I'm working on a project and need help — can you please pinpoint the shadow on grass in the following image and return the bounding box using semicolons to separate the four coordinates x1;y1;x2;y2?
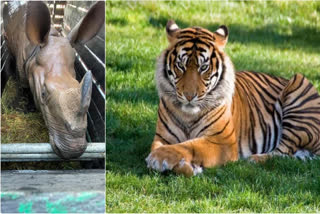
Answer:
107;17;128;26
106;51;157;73
231;53;320;82
106;137;153;176
106;53;136;73
107;87;158;105
148;16;320;54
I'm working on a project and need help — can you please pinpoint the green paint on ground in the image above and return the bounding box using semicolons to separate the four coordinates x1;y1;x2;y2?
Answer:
2;192;105;213
75;192;96;202
1;192;22;200
46;201;68;214
18;202;33;213
45;193;97;213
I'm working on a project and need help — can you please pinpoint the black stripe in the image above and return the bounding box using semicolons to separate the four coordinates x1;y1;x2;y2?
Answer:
279;139;295;154
215;56;219;70
176;38;212;49
209;120;230;137
287;83;313;108
284;114;320;124
207;52;225;93
196;106;226;136
161;98;188;138
222;124;234;139
281;133;298;147
238;110;244;157
283;121;314;144
179;29;214;40
263;125;271;153
198;29;214;38
282;127;302;146
179;29;197;34
284;75;305;100
209;71;219;80
177;35;194;39
156;133;173;145
245;72;277;101
284;92;320;114
251;121;257;154
190;108;214;128
163;50;169;79
275;146;287;154
261;73;285;92
271;102;283;152
158;109;181;143
197;47;207;52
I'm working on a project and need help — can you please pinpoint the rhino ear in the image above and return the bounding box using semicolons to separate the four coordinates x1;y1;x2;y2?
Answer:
80;71;93;113
68;1;105;46
166;20;180;43
26;1;51;46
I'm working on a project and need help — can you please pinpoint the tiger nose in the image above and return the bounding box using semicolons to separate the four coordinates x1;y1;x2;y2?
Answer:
184;92;196;101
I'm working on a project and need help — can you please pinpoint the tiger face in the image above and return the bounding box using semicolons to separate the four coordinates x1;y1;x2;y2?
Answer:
156;20;235;114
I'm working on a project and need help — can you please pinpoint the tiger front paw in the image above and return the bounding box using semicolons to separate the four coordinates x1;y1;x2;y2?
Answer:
145;146;202;177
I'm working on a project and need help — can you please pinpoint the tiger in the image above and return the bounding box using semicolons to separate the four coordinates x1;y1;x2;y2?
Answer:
145;20;320;177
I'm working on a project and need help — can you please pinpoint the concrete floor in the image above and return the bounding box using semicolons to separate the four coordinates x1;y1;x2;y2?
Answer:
1;169;105;213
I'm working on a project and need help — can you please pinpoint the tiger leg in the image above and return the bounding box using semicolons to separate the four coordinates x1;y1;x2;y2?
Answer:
146;136;238;177
251;74;320;162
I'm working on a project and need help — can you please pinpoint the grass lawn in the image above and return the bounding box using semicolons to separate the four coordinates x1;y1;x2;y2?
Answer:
106;1;320;212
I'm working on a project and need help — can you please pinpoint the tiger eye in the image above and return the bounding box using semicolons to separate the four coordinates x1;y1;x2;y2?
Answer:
177;62;184;70
200;64;209;72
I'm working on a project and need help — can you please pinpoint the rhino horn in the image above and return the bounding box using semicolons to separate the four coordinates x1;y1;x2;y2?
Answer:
80;71;93;113
26;1;51;46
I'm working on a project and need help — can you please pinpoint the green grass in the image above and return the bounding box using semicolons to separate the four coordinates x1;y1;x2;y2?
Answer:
1;77;49;143
106;1;320;212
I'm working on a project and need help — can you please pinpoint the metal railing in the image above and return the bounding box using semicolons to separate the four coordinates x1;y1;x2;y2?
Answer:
1;143;105;162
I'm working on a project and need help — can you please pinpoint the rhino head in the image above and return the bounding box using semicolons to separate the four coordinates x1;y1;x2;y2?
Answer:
25;1;104;159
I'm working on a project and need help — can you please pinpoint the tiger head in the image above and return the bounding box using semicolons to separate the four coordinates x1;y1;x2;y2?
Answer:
156;20;235;114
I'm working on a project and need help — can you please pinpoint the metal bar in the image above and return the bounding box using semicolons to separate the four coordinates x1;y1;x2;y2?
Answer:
1;46;8;57
1;157;104;162
1;39;6;49
95;35;104;43
1;143;105;154
75;52;106;99
1;153;104;160
1;53;9;72
87;111;98;141
89;98;104;129
84;44;105;68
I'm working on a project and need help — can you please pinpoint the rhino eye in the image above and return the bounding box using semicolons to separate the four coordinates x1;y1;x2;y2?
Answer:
41;89;47;100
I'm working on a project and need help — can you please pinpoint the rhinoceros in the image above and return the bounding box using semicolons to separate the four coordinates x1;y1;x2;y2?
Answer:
2;1;105;159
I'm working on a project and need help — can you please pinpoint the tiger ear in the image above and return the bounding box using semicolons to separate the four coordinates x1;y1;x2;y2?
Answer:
213;25;229;50
166;20;180;43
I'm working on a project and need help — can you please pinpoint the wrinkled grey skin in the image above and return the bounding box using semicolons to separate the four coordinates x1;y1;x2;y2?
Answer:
3;1;105;159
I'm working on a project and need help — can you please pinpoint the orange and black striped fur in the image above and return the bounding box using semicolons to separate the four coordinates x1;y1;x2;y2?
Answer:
146;20;320;176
